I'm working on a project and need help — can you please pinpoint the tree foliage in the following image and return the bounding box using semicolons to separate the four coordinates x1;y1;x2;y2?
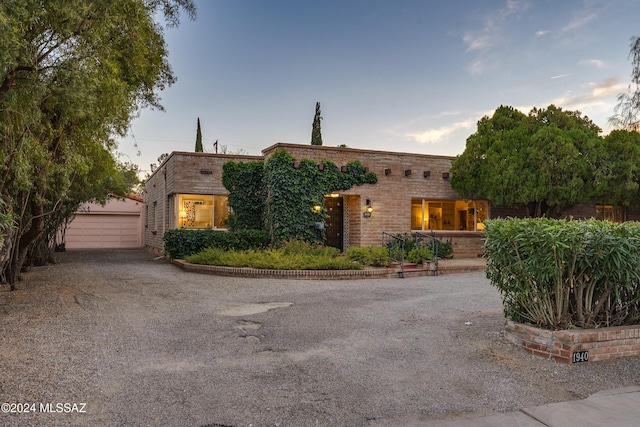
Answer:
598;130;640;208
451;105;610;217
311;102;323;146
0;0;195;287
611;36;640;130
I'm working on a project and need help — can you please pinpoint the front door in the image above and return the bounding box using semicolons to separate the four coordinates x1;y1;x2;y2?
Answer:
325;197;344;251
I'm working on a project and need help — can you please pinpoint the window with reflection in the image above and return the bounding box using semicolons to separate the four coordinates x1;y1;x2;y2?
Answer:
177;194;228;229
411;199;488;231
595;204;624;223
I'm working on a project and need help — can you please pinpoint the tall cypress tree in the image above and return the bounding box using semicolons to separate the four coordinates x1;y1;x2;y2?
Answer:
311;102;323;146
195;117;203;152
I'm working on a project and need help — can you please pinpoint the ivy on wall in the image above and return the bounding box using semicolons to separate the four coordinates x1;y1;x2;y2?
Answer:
223;149;377;246
222;161;265;230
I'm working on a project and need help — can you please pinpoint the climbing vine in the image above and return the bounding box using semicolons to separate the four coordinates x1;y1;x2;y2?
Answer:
223;149;377;246
222;161;265;230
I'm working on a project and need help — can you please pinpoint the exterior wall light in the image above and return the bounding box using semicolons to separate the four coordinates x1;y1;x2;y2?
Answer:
364;199;373;218
312;204;322;213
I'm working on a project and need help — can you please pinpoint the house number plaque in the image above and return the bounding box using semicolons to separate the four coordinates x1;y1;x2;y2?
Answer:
572;350;589;363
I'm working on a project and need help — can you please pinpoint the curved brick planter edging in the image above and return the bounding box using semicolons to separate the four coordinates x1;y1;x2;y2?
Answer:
504;320;640;364
172;259;395;280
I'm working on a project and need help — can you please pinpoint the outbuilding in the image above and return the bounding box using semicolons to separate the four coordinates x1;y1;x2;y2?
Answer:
64;195;144;249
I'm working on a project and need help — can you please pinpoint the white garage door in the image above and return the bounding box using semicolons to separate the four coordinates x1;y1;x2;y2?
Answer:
65;214;142;249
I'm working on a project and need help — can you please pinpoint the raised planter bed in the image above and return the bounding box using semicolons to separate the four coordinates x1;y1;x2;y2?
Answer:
504;320;640;364
173;259;394;279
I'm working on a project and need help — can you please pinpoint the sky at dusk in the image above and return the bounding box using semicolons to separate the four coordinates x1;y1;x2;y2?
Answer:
117;0;640;174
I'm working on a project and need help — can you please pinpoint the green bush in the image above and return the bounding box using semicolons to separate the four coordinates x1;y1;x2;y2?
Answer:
384;232;452;261
278;238;340;258
436;239;454;259
185;247;362;270
406;246;434;264
163;228;268;259
345;246;389;267
484;218;640;329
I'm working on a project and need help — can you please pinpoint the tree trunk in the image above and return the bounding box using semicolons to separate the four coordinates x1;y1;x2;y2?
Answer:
7;201;45;290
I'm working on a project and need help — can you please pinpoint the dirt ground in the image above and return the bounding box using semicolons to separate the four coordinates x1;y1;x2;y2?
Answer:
0;249;638;427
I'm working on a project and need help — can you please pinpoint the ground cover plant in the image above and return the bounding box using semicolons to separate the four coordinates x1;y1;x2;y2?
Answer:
185;239;366;270
484;218;640;329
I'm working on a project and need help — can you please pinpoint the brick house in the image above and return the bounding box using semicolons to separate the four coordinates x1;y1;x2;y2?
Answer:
144;143;640;257
144;143;489;257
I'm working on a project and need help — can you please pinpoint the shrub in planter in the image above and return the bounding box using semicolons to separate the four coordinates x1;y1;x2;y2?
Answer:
436;238;454;259
484;218;640;330
384;232;452;261
406;246;434;264
345;246;389;267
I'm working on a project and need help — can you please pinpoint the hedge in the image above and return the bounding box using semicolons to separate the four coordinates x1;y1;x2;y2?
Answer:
484;218;640;330
163;228;268;259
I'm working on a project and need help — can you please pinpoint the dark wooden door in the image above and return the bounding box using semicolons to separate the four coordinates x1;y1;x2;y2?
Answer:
325;197;344;251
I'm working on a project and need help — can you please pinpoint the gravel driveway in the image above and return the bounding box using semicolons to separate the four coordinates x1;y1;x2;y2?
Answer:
1;249;638;426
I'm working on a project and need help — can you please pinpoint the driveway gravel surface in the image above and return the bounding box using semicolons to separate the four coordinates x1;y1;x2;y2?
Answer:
0;249;638;426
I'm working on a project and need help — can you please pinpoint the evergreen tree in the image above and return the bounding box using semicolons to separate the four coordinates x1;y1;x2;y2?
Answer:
311;102;323;146
195;117;203;152
450;105;605;218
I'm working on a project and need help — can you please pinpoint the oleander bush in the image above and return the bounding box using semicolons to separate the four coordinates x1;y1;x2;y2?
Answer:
484;218;640;329
163;228;268;259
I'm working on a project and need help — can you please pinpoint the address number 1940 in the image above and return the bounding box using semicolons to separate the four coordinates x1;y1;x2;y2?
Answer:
572;350;589;363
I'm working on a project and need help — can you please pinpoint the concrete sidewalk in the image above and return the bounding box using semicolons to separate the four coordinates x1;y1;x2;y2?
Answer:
421;386;640;427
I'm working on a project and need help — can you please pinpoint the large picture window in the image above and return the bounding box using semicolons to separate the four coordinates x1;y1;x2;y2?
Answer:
411;199;488;231
177;194;228;229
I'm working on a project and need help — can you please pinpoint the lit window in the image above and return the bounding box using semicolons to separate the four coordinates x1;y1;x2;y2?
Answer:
411;199;488;231
177;194;228;229
595;204;625;223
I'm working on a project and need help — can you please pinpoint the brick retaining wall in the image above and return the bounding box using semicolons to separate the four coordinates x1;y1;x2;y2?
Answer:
504;320;640;363
173;260;394;279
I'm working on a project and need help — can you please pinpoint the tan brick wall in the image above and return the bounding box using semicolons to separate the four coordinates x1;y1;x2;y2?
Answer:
263;143;464;248
144;152;262;253
505;320;640;363
145;146;485;254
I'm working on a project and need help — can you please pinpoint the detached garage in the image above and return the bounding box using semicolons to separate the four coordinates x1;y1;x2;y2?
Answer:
64;195;144;249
